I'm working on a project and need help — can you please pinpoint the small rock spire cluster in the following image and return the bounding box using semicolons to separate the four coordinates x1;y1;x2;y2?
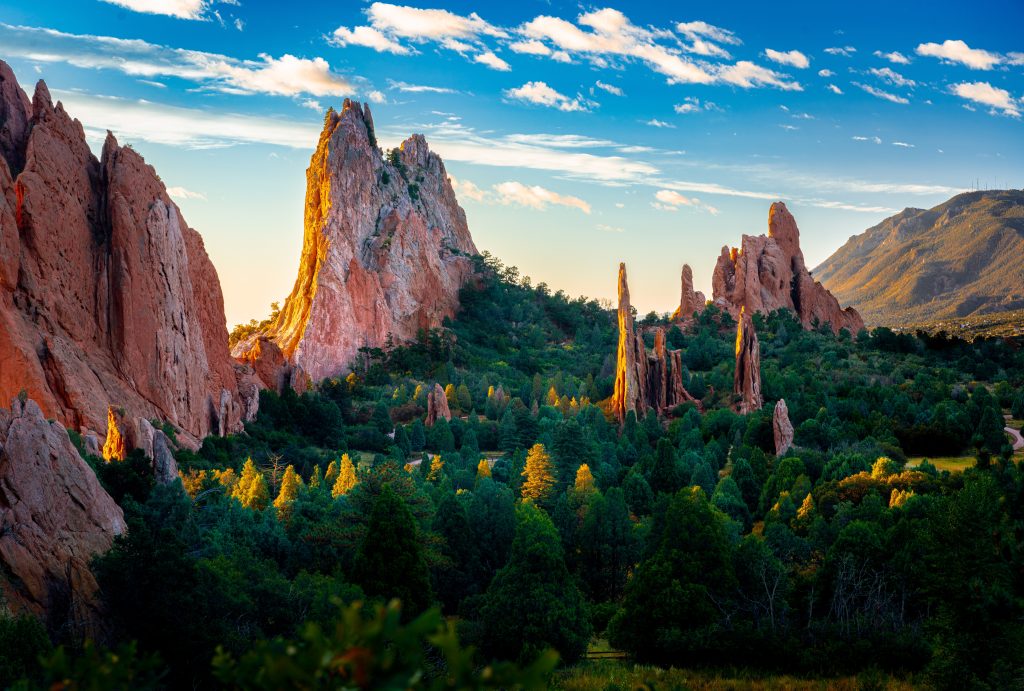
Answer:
612;263;702;424
426;382;452;426
671;263;706;321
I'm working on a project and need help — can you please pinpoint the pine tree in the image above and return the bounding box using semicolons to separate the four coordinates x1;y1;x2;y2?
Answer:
456;383;473;412
499;409;519;453
233;458;269;510
351;485;433;618
394;425;411;456
521;443;555;504
409;419;426;451
331;454;358;498
477;458;492;479
273;465;302;517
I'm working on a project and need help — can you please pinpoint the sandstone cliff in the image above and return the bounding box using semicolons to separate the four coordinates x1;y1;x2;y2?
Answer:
712;202;864;335
0;397;125;638
0;61;254;449
734;308;763;415
236;100;477;386
612;263;701;423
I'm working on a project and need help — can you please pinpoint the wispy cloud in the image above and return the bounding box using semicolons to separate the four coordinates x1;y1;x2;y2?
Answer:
387;80;458;94
645;119;675;128
99;0;209;20
166;185;207;199
764;48;809;69
827;84;843;94
0;23;358;98
494;181;591;213
852;136;882;144
595;80;624;96
873;50;910;64
504;81;593;112
854;82;909;104
653;189;718;214
824;46;856;57
868;67;916;88
674;96;719;113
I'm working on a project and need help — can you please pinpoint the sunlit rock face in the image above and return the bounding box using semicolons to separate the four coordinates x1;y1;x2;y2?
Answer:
245;99;478;385
0;61;249;449
712;202;864;335
672;263;706;321
0;397;125;638
774;398;794;456
426;382;452;427
612;263;701;424
734;308;763;415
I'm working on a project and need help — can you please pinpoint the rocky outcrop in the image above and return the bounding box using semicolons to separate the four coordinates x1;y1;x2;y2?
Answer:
0;397;125;638
672;264;706;321
0;61;253;450
773;398;794;456
712;202;864;335
612;263;701;423
425;383;451;427
734;309;763;415
240;100;478;385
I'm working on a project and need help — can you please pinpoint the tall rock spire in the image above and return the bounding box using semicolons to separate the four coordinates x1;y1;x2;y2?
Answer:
734;308;763;414
672;263;706;321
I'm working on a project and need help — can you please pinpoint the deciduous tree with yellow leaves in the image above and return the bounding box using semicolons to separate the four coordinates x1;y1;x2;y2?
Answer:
233;458;269;510
521;443;555;504
332;454;358;498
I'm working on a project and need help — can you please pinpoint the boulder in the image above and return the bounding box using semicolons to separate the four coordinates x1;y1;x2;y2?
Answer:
0;397;125;638
425;383;452;427
774;398;794;456
712;202;864;335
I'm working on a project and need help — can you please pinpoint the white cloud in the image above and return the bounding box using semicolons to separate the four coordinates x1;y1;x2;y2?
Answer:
673;96;720;113
502;133;616;148
675;20;741;46
504;81;591;112
493;181;591;213
818;69;834;77
509;39;552;55
363;2;506;43
233;17;244;31
779;124;798;131
764;48;809;69
367;90;386;104
595;80;623;96
1009;52;1024;65
448;176;487;202
892;141;915;148
950;81;1020;117
331;25;411;54
827;84;843;94
852;136;882;144
824;46;856;57
388;80;457;94
474;50;510;71
874;50;910;64
916;39;1001;70
645;119;675;128
716;61;802;91
166;185;206;199
654;189;717;214
51;90;321;149
301;99;322;112
597;223;624;232
868;67;916;88
99;0;208;20
0;24;357;98
854;82;909;104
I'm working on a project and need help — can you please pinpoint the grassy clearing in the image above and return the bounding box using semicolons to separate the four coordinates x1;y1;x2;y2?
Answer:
552;660;915;690
906;455;977;473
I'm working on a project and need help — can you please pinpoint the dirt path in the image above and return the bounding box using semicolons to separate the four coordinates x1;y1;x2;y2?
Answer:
1005;415;1024;451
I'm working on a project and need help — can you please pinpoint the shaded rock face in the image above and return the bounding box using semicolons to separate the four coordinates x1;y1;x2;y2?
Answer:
672;264;706;321
774;398;794;456
248;100;477;385
425;383;451;427
734;309;763;415
712;202;864;335
612;263;701;424
0;62;251;449
0;397;125;638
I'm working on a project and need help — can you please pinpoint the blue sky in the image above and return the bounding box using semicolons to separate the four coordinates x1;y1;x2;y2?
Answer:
0;0;1021;326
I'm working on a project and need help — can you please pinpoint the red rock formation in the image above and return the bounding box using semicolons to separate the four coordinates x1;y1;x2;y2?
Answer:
101;407;126;462
773;398;794;456
672;264;706;321
0;397;125;637
712;202;864;335
425;383;452;427
0;62;252;449
734;308;763;415
243;100;477;385
612;264;702;423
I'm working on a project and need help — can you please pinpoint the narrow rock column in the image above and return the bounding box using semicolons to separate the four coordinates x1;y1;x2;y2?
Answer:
774;398;794;456
734;308;763;414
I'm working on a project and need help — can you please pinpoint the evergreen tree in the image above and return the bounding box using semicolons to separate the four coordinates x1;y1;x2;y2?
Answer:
578;487;639;601
351;485;433;617
731;458;760;512
711;476;752;531
480;503;591;664
394;425;411;456
273;465;302;517
650;438;682;495
331;454;358;498
553;418;592;490
499;409;518;453
521;443;555;504
409;419;426;452
431;494;481;613
233;458;269;510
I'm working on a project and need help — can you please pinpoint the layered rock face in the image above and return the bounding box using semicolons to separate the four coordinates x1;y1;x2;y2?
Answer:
734;309;763;415
425;382;452;427
237;99;477;385
671;264;706;321
712;202;864;335
0;61;252;449
773;398;794;456
612;264;701;423
0;397;125;637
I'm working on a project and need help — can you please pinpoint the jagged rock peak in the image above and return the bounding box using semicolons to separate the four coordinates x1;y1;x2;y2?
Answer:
712;202;864;335
774;398;794;456
238;100;477;384
734;308;763;415
0;61;254;449
672;263;706;321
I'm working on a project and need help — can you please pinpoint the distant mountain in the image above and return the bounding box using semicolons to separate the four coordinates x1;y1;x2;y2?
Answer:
814;190;1024;326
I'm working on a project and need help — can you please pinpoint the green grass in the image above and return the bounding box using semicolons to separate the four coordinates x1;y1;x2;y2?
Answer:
906;456;978;473
552;660;915;690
